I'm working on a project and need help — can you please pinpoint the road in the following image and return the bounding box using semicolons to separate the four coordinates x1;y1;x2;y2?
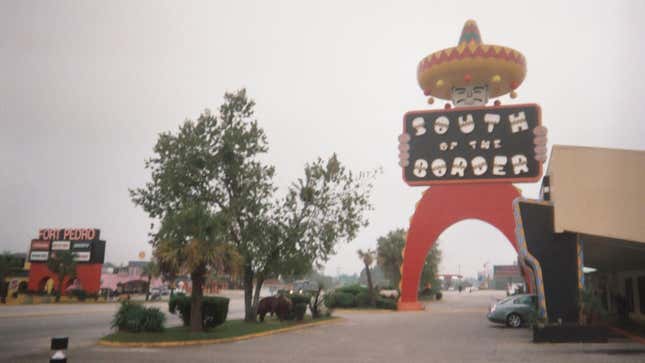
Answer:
3;290;645;362
0;290;246;362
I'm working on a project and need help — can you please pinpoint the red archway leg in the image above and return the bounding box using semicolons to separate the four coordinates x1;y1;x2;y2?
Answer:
398;183;521;311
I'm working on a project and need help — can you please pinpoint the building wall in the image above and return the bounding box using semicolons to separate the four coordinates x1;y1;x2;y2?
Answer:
493;265;523;290
547;145;645;243
492;275;524;290
28;263;102;293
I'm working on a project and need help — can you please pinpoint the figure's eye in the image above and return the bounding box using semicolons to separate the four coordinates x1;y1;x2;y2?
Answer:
455;88;466;95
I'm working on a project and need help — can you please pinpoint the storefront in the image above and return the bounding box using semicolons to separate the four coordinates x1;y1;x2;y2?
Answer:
515;145;645;329
27;228;106;294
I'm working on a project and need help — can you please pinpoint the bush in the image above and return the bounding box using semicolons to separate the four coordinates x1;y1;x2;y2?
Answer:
355;291;371;307
202;297;229;328
112;301;165;332
142;307;165;331
69;289;87;301
375;297;397;310
168;295;229;329
333;292;356;308
336;284;368;295
288;293;310;305
323;292;336;309
294;303;307;321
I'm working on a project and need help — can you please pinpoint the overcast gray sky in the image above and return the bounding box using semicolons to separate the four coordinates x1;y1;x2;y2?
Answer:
2;1;644;278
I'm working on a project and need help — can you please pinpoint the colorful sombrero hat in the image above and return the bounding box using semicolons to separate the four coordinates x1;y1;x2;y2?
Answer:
417;20;526;102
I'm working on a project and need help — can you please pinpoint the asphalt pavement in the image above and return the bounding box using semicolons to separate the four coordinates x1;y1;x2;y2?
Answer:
3;290;644;363
0;291;245;361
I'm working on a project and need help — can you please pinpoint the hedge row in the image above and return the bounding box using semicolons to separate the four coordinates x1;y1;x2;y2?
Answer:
168;294;229;329
324;285;397;310
112;301;165;332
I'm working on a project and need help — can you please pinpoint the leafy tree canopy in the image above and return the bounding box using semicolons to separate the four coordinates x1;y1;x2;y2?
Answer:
376;228;441;290
131;89;377;322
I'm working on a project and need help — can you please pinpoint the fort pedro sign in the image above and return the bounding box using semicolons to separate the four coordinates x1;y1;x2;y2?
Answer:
29;228;105;263
38;228;100;241
402;104;542;185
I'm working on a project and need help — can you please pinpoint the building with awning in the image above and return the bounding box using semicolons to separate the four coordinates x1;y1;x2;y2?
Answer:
515;145;645;329
100;261;163;294
546;145;645;323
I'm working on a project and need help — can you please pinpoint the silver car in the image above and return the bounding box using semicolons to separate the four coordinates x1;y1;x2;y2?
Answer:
487;294;536;328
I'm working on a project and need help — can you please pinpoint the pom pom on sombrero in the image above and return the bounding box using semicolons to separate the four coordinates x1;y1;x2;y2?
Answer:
417;20;526;100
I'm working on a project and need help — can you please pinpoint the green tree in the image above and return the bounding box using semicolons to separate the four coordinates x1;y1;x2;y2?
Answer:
47;250;77;302
0;252;23;303
132;89;375;325
376;229;442;292
130;106;241;331
239;155;376;321
150;212;241;331
420;244;442;292
357;249;376;305
140;260;160;301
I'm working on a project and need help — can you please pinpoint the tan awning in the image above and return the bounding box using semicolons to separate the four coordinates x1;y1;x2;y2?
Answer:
547;145;645;244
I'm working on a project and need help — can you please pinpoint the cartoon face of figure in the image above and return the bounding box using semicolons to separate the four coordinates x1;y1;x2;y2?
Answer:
451;84;489;106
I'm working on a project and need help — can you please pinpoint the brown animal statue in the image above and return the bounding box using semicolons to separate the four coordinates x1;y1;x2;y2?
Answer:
257;296;293;322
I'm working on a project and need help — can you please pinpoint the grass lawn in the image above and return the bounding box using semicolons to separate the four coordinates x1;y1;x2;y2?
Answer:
101;316;336;343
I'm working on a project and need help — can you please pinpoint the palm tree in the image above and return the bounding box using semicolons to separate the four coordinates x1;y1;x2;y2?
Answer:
47;250;76;302
154;237;242;331
357;249;376;306
141;260;160;301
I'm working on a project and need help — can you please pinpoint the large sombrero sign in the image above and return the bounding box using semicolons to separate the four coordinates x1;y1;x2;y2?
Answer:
403;103;541;185
401;19;543;186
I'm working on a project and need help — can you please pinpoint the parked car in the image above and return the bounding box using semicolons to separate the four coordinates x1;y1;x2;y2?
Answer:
506;282;525;296
487;293;536;328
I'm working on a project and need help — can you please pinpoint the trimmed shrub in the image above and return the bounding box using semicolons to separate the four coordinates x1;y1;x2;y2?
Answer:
323;292;336;309
112;301;165;332
294;303;307;321
336;284;368;295
140;307;165;332
168;295;229;329
355;291;371;307
375;297;397;310
202;297;229;328
334;292;356;308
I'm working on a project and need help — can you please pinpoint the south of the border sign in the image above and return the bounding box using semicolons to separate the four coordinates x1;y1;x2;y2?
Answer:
402;104;542;185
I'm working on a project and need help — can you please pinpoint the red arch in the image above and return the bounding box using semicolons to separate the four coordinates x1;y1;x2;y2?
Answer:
398;183;521;310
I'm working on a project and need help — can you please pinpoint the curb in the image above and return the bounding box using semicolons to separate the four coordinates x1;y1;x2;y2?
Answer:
334;309;396;314
97;317;344;348
609;326;645;345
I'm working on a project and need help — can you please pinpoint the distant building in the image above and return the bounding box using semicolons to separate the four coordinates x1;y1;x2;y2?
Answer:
100;260;162;294
492;265;523;290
